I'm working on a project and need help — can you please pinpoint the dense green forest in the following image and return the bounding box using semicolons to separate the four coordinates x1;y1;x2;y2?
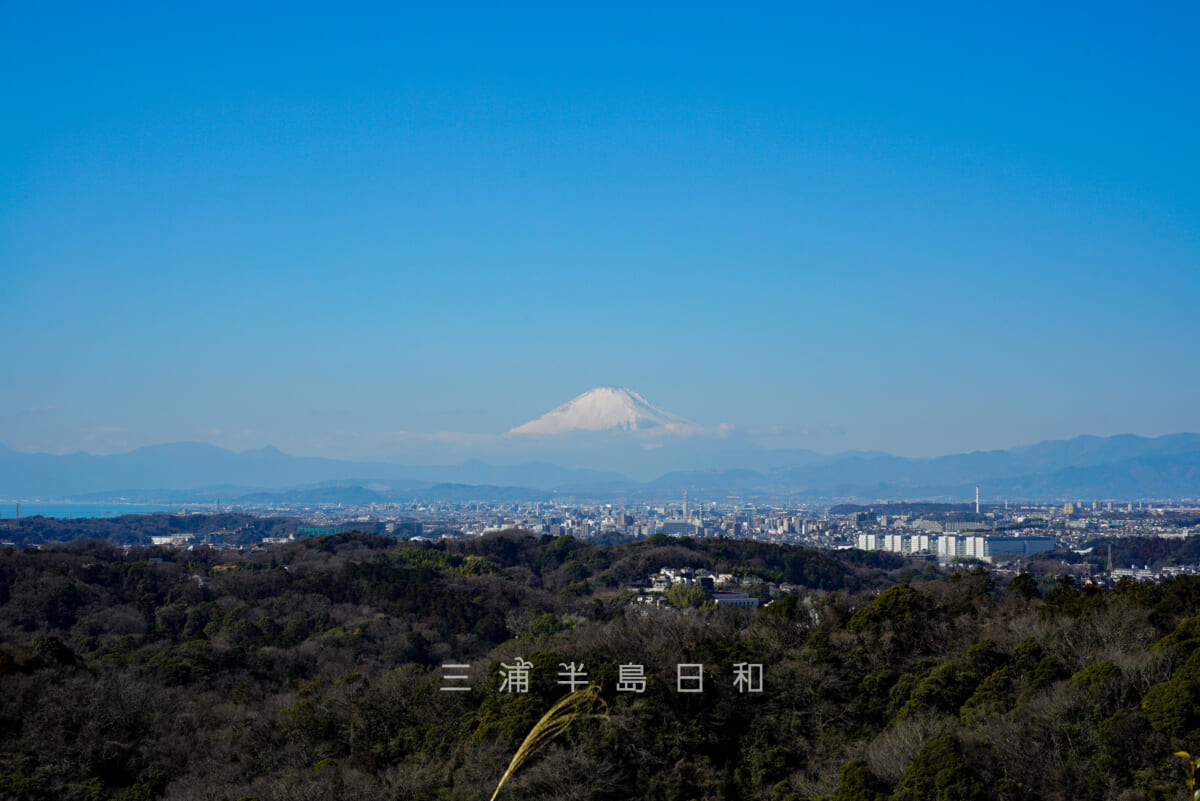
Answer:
1;531;1199;800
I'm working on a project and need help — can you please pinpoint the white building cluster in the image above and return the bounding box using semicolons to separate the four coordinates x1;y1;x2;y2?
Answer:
857;532;1057;563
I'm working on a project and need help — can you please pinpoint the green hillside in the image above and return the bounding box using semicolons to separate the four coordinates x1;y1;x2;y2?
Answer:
1;532;1198;800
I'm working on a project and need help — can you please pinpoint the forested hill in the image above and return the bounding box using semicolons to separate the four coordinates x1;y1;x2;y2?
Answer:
2;532;1200;801
2;513;301;547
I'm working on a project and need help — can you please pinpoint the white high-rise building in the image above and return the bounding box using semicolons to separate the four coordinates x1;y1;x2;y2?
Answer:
964;536;987;559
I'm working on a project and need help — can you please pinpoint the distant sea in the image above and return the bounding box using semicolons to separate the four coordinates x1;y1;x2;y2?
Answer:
0;503;192;520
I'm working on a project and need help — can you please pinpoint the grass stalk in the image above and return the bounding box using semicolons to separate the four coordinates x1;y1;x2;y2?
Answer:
488;685;607;801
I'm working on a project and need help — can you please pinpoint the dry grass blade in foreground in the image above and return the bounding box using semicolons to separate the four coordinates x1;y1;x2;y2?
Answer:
488;685;608;801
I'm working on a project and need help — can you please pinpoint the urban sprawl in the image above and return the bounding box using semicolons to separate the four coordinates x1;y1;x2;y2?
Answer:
135;493;1200;591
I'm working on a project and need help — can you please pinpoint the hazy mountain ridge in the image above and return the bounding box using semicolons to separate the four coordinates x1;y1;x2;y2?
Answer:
4;433;1200;502
0;442;627;498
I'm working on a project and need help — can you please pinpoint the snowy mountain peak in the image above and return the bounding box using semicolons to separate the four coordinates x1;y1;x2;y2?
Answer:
509;387;696;436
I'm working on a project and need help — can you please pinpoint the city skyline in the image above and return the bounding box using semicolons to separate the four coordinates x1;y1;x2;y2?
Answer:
3;2;1198;461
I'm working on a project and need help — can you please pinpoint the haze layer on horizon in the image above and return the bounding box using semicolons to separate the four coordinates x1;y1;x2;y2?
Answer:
2;2;1198;461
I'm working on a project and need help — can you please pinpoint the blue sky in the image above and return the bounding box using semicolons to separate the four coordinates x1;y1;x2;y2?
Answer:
2;1;1198;460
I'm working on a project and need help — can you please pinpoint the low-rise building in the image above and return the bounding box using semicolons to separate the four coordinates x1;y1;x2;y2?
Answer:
712;592;759;608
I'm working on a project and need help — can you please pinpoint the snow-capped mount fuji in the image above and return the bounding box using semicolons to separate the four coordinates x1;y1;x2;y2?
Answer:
508;387;698;437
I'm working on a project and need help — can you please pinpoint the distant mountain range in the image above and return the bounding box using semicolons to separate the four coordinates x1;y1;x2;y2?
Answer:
643;442;1200;502
3;432;1200;504
0;440;624;498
